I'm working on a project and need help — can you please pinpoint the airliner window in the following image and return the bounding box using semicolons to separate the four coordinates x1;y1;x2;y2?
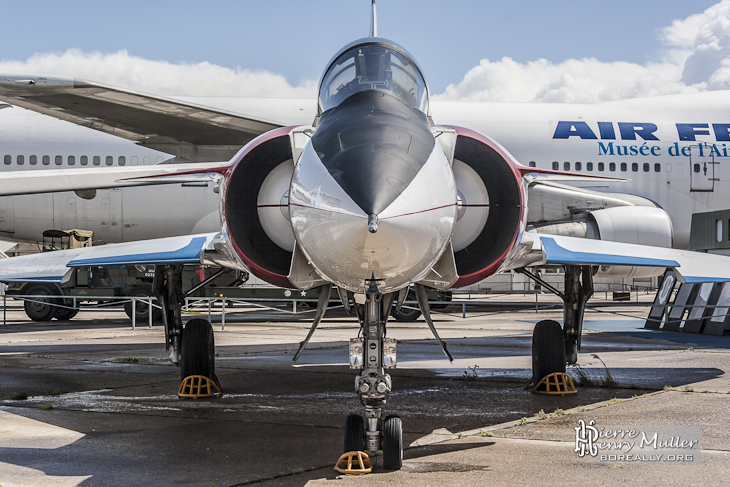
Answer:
609;162;616;171
643;163;649;172
552;161;559;170
319;44;429;114
598;162;605;171
655;163;661;172
81;156;88;166
55;155;62;165
587;162;593;171
118;156;126;166
17;155;24;165
106;156;113;166
3;155;10;165
620;163;627;171
575;162;582;171
632;163;638;172
42;155;50;165
30;155;37;165
68;156;75;166
93;156;100;166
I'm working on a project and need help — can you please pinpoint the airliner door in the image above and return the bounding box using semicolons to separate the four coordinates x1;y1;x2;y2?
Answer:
689;144;718;192
53;189;123;244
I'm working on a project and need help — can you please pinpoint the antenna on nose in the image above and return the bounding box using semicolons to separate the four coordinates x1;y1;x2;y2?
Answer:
369;0;378;37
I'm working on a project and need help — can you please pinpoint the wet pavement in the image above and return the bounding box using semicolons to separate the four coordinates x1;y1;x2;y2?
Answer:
0;297;728;486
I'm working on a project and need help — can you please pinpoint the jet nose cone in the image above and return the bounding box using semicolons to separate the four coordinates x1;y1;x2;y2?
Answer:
311;91;436;216
368;214;379;234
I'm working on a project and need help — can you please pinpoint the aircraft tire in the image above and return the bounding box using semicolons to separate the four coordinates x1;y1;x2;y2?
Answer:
23;284;60;322
344;414;365;452
180;319;215;380
532;319;566;381
382;415;403;470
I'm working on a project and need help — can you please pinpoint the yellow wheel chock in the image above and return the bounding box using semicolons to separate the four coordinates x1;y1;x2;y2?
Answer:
334;451;372;475
531;372;577;395
178;374;223;399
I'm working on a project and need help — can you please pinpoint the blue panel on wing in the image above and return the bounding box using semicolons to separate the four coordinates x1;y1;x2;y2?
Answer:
67;236;207;267
541;237;679;268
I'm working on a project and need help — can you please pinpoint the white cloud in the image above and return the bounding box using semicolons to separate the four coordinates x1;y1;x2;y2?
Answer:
0;49;316;98
436;0;730;102
2;2;730;103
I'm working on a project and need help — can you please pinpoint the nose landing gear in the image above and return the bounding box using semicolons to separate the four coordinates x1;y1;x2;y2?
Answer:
344;290;403;470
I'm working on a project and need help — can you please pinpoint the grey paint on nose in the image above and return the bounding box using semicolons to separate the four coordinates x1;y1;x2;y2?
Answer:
311;90;435;215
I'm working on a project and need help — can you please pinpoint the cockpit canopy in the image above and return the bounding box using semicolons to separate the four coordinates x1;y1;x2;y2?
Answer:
318;40;429;116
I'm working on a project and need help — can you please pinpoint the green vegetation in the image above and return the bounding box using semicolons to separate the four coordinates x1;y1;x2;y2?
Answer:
7;391;28;400
40;403;53;410
461;365;480;380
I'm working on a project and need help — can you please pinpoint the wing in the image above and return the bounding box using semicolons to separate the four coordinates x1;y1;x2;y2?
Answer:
510;233;730;283
0;162;226;197
0;75;283;161
0;233;225;283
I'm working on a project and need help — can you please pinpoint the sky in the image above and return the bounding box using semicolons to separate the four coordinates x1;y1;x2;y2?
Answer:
1;0;729;103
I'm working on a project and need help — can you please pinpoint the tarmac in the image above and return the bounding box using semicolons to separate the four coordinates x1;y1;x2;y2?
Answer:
0;294;728;486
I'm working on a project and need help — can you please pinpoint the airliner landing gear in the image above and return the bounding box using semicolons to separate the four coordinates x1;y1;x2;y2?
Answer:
153;265;216;386
345;287;403;470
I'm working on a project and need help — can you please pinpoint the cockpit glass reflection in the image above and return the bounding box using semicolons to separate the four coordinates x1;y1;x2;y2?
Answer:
319;44;429;115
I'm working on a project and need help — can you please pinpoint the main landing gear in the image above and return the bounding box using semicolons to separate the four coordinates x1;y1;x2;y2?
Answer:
520;265;594;384
154;265;217;395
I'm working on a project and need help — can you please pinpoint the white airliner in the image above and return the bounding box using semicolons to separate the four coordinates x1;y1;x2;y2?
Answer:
0;86;727;250
0;2;729;469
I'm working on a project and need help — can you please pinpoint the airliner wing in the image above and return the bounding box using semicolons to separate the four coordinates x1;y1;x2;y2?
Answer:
0;233;222;283
0;162;226;197
0;75;282;160
512;233;730;283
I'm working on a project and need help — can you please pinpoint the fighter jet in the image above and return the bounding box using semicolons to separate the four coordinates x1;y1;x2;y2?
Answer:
1;1;729;469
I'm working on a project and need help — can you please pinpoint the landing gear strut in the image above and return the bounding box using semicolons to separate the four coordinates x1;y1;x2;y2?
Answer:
519;265;594;380
345;286;403;470
153;265;216;382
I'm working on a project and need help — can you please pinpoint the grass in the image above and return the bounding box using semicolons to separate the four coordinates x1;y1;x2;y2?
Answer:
537;409;549;420
40;402;53;410
461;365;480;380
112;357;157;365
517;417;528;426
7;391;28;400
113;357;140;364
664;385;677;391
683;385;694;392
480;430;494;437
570;354;619;388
